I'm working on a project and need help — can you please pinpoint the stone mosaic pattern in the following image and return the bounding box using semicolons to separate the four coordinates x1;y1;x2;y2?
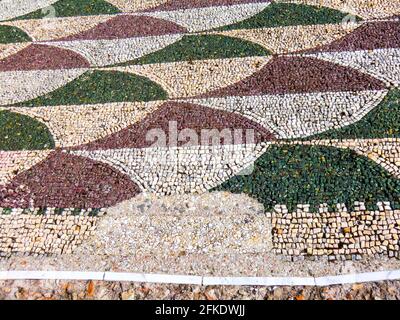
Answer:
271;203;400;260
1;0;400;261
0;208;101;257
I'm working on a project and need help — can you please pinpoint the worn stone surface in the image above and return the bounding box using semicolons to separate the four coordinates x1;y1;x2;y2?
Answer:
1;0;400;278
0;208;100;257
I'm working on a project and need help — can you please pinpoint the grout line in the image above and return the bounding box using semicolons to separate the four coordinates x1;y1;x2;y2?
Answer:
1;269;400;286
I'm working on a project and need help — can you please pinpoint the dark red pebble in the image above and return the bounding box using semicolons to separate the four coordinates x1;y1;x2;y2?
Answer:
198;56;386;98
0;44;90;71
56;15;187;41
70;101;275;151
309;20;400;52
0;151;141;208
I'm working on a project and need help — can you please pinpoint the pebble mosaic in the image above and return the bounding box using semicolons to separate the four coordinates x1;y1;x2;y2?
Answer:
0;208;101;257
1;0;400;262
271;203;400;260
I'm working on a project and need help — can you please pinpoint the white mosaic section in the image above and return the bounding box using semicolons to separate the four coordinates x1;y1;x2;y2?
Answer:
111;56;272;98
305;49;400;87
211;22;360;54
189;90;388;139
72;143;270;195
277;0;400;19
106;0;168;12
46;34;184;67
2;15;112;41
140;2;271;32
0;0;58;21
0;68;88;106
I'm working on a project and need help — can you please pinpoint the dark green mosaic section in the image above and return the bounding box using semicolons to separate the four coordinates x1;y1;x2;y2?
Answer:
216;3;357;31
14;70;168;107
0;111;54;150
0;25;31;43
213;145;400;212
310;89;400;140
13;0;121;20
117;34;271;66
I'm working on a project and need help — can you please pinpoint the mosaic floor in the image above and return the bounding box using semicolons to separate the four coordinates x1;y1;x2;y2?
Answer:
1;0;400;266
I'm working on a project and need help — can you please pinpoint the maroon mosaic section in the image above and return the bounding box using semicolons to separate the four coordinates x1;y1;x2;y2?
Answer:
143;0;269;12
57;15;187;41
198;56;386;98
0;44;90;71
70;101;275;150
309;21;400;52
0;152;141;208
